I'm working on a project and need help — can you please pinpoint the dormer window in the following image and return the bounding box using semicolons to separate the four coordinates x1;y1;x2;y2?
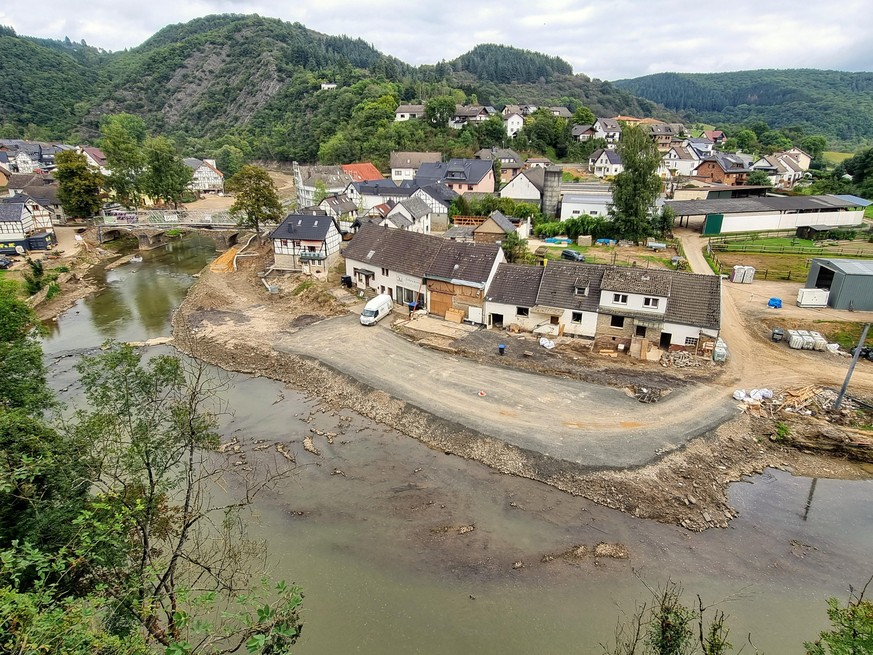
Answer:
643;297;660;308
574;284;588;296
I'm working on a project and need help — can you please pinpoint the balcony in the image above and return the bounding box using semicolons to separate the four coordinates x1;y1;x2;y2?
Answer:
299;251;326;261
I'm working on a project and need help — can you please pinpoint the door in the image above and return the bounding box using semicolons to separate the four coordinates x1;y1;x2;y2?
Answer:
659;332;672;349
702;213;723;235
429;291;453;317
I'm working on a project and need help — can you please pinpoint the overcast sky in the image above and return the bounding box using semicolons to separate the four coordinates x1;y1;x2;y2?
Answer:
3;0;872;80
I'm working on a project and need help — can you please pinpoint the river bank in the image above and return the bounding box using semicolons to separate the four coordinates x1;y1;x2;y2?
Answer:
170;252;871;531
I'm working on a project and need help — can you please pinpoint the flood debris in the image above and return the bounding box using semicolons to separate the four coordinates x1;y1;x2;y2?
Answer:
217;437;239;453
303;435;321;456
431;524;476;535
275;443;295;462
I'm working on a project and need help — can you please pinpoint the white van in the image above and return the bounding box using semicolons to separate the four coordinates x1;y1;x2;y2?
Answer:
360;294;394;326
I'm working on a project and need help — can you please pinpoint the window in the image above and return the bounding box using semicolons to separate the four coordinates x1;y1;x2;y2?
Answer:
516;307;530;317
381;268;389;276
610;315;625;328
613;294;628;305
467;185;474;190
571;311;583;324
643;297;660;309
550;316;559;325
635;325;647;337
685;337;699;347
572;210;580;215
590;210;598;215
574;285;587;296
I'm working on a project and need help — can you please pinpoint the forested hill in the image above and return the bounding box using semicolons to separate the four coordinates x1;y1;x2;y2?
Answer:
0;14;659;163
614;69;873;147
450;44;573;83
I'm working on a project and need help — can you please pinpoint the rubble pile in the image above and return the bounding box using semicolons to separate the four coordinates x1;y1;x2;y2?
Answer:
735;385;863;418
659;351;703;368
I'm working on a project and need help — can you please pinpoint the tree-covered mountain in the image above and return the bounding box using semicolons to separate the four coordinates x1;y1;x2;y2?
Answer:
449;44;573;83
614;69;873;148
0;14;667;163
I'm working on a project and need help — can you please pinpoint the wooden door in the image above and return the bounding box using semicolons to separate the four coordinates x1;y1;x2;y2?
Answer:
429;291;454;317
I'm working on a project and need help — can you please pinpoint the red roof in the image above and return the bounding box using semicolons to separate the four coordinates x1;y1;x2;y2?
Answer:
703;130;724;140
83;147;108;166
342;162;383;182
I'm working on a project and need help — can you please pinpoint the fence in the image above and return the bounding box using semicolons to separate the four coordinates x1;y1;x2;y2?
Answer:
706;249;804;281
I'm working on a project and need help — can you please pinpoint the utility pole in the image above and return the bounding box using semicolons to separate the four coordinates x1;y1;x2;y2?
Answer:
834;322;870;410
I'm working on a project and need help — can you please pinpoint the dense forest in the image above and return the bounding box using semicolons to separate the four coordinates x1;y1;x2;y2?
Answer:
0;14;661;165
615;70;873;148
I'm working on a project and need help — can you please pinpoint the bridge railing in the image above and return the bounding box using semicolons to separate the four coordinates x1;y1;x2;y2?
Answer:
97;210;240;228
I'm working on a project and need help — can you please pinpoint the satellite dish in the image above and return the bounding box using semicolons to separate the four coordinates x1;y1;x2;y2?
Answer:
15;246;25;255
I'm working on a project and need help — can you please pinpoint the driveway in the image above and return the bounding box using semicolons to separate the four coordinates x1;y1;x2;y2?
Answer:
274;315;738;468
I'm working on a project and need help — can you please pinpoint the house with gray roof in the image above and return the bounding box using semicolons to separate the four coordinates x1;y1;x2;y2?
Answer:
383;197;435;234
270;213;343;278
390;151;442;182
293;163;353;207
594;118;622;148
499;168;545;204
485;262;721;355
342;223;503;320
475;147;523;183
415;159;495;195
395;104;425;121
589;148;623;177
183;158;224;193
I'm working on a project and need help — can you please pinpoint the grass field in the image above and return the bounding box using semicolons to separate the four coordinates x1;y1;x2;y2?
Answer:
823;151;854;165
711;252;813;281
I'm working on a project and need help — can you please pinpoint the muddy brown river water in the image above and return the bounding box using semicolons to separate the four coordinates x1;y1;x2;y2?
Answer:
42;235;873;653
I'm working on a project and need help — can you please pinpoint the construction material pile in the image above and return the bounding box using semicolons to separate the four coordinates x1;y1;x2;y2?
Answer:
659;351;703;368
735;385;860;418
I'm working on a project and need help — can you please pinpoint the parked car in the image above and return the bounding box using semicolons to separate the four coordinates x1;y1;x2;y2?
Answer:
360;294;394;326
0;257;12;270
560;249;585;262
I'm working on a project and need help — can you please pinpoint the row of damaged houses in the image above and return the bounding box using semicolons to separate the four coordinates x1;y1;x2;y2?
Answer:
340;224;721;355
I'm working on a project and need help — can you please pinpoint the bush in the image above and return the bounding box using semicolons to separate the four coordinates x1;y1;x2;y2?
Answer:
533;222;564;238
45;282;61;300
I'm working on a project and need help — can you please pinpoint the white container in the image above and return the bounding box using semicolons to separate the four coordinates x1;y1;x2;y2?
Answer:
799;331;815;350
796;287;829;308
742;266;756;283
788;329;803;350
809;331;828;351
730;265;745;283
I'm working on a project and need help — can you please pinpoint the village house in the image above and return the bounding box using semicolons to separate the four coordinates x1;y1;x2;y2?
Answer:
571;124;596;142
499;167;545;204
381;197;435;234
449;105;492;129
389;152;442;182
342;223;503;321
293;163;353;208
560;192;613;219
7;173;66;223
341;163;384;183
475;147;523;183
751;154;804;188
395;104;425;121
471;211;518;243
484;262;721;357
410;184;456;230
320;82;337;90
79;147;111;175
589;149;624;177
443;211;530;242
318;194;358;231
661;144;702;179
784;147;812;171
645;123;680;151
593;118;622;148
504;112;524;137
693;152;750;186
0;196;55;252
416;159;495;195
548;107;573;119
184;158;225;194
270;213;342;278
502;104;538;117
344;179;416;213
525;157;551;169
702;130;726;145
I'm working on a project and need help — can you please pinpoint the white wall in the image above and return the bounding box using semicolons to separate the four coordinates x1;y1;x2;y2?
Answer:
391;167;415;181
499;175;540;202
560;198;611;220
345;258;427;302
598;290;668;316
662;322;706;346
484;302;597;336
717;209;864;233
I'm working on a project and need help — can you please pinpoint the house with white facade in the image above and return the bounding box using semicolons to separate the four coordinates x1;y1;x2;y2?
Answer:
395;104;425;121
504;112;524;137
342;223;503;320
589;149;623;177
560;193;613;219
184;158;225;193
593;118;622;148
499;168;545;204
293;163;353;208
572;124;596;142
382;197;434;234
318;194;358;231
661;145;702;178
344;179;416;213
389;152;442;182
484;262;721;356
270;213;342;278
79;147;111;176
0;196;55;252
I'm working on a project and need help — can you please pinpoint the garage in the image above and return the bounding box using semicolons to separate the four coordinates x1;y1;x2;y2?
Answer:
805;258;873;311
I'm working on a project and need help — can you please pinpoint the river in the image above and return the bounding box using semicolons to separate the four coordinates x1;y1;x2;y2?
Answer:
42;235;873;653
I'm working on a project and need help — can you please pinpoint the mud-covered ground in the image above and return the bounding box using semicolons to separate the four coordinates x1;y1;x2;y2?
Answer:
171;254;871;531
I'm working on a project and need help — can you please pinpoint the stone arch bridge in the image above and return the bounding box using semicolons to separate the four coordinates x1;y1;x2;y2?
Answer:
96;209;248;250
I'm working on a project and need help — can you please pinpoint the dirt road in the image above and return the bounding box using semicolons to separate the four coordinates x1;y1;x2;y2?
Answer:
678;230;873;393
274;315;738;468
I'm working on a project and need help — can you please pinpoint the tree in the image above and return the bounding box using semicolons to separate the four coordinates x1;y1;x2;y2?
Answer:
67;343;303;653
572;105;596;126
0;280;52;414
227;165;283;238
499;231;528;263
734;129;757;153
746;170;773;187
610;125;662;244
141;136;192;207
655;205;675;238
212;144;246;179
805;577;873;655
312;179;329;204
477;115;507;147
54;150;103;218
100;113;147;207
801;135;828;161
424;96;456;128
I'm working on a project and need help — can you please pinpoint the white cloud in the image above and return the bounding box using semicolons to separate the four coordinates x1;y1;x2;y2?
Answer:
1;0;871;79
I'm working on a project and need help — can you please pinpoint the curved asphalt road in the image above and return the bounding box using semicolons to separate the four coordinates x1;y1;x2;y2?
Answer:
274;315;738;469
